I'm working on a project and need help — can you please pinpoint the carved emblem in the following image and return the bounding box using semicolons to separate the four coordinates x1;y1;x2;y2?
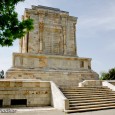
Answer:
24;91;29;95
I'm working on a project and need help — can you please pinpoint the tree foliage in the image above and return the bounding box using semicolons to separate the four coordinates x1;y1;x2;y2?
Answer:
100;68;115;80
0;0;33;46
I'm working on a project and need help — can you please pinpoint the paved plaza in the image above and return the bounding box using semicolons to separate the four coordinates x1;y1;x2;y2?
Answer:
0;107;115;115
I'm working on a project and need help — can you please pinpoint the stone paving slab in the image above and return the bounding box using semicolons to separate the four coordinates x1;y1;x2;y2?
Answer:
70;109;115;115
0;107;115;115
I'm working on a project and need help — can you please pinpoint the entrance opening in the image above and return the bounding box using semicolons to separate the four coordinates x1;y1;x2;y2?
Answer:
11;99;27;106
0;100;3;107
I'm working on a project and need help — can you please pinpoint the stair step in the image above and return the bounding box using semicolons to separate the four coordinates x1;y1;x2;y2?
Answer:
63;92;115;95
62;90;111;92
68;97;115;101
70;98;115;103
65;106;115;113
61;87;108;90
61;86;107;89
62;90;115;93
66;95;115;98
70;100;115;106
64;93;115;96
61;86;115;113
61;88;111;91
63;90;112;93
69;103;115;109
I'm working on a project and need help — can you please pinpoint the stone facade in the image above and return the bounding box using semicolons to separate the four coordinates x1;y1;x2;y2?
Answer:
0;80;51;107
20;5;77;56
6;5;99;86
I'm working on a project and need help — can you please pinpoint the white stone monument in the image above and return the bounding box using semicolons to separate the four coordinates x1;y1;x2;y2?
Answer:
6;5;98;86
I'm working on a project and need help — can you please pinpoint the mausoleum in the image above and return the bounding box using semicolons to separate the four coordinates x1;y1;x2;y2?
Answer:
0;5;115;113
6;5;98;86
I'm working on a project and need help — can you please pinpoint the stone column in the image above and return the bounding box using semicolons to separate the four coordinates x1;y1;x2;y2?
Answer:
61;15;68;55
63;26;67;55
73;22;77;56
38;11;45;53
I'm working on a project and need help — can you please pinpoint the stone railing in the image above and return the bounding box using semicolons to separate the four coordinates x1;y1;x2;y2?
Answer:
107;80;115;86
103;81;115;91
50;81;69;110
79;80;102;87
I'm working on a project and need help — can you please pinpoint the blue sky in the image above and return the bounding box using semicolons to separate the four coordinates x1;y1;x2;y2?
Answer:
0;0;115;75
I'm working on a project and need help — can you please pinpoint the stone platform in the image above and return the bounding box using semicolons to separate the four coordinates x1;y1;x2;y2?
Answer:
6;53;98;86
6;69;98;87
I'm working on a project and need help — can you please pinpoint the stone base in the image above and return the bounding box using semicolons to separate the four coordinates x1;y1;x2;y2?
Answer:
6;53;99;86
12;53;92;70
6;69;98;86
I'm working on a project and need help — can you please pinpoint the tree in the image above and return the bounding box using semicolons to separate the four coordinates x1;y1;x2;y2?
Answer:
100;68;115;80
0;0;33;46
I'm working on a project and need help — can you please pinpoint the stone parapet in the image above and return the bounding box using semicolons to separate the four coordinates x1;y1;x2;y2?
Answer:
103;81;115;91
51;81;69;110
79;80;102;87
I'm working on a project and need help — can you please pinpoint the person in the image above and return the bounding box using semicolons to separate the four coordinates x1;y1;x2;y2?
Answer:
0;70;4;78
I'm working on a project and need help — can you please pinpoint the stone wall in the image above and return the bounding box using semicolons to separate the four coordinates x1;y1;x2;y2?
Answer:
6;70;98;87
20;5;77;56
0;80;51;107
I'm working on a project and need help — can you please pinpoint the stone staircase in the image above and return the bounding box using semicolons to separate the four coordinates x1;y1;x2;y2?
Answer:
60;87;115;113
